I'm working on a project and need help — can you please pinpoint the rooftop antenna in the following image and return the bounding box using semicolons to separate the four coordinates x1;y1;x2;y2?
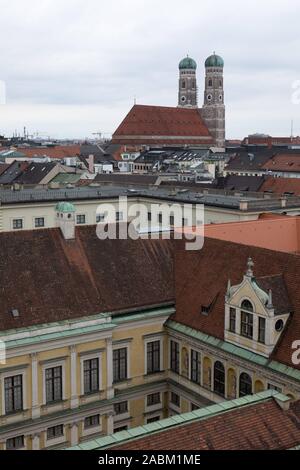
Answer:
134;95;136;105
291;119;294;138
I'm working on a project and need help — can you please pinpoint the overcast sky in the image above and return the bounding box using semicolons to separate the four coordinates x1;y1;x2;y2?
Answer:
0;0;300;140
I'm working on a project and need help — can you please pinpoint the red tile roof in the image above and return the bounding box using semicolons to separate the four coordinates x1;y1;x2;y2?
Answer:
16;145;81;160
173;237;300;369
260;176;300;195
114;398;300;450
112;105;214;145
263;154;300;172
0;226;174;330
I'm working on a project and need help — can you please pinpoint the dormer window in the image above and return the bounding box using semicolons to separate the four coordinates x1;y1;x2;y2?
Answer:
225;258;291;358
240;300;254;339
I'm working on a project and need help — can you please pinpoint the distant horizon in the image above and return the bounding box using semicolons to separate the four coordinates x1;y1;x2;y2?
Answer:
0;0;300;139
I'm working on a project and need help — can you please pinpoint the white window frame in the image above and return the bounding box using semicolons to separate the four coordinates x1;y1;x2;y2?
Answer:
113;400;130;423
42;360;66;406
80;351;103;396
112;342;131;382
45;423;66;448
76;213;87;225
33;215;46;229
11;217;24;231
82;414;102;438
145;391;162;413
5;434;26;450
0;368;27;416
144;335;164;375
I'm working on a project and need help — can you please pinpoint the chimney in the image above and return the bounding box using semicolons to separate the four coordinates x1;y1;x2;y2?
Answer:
88;154;95;173
55;202;76;240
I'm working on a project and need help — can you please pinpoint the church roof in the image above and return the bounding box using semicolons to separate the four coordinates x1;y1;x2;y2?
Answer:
112;105;213;146
205;53;224;67
179;56;197;70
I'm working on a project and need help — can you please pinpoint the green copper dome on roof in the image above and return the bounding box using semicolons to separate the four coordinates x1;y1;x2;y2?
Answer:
55;201;75;213
179;56;197;70
205;53;224;68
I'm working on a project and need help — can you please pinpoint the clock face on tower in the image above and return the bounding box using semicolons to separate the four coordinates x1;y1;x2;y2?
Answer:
219;94;223;101
207;94;212;102
181;96;186;103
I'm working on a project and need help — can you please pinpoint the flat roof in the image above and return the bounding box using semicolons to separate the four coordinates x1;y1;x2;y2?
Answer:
0;186;299;212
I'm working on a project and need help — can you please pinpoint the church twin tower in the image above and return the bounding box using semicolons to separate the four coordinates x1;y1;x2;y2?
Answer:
178;53;225;148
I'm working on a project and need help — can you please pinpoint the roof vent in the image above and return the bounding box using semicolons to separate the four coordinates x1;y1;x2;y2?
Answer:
11;308;20;318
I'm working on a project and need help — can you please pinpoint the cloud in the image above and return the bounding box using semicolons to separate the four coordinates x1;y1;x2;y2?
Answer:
0;0;300;138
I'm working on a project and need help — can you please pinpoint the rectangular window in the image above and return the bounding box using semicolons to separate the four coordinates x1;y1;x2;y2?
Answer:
170;215;175;226
12;219;23;230
191;350;201;384
241;311;253;339
114;401;128;415
147;416;160;424
84;414;100;429
83;358;99;394
113;348;128;383
4;375;23;414
116;211;123;222
147;393;161;407
147;212;152;221
35;217;45;228
96;214;105;223
258;317;266;344
170;340;180;374
170;392;180;408
158;213;163;224
114;425;128;433
47;424;64;440
76;214;86;225
45;366;63;403
229;308;236;333
6;435;24;450
147;340;160;374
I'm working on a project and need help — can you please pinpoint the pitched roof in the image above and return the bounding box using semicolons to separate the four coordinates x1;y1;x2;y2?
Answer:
114;398;300;450
14;162;56;184
16;145;81;160
225;150;274;172
260;176;300;196
0;226;174;331
173;237;300;369
112;105;214;145
218;175;265;192
0;161;29;185
263;154;300;172
73;392;300;450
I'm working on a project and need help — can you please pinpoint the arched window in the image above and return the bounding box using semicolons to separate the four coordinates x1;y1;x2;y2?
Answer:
214;361;225;396
241;300;253;312
239;373;252;397
208;79;212;87
241;300;254;338
182;80;186;89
